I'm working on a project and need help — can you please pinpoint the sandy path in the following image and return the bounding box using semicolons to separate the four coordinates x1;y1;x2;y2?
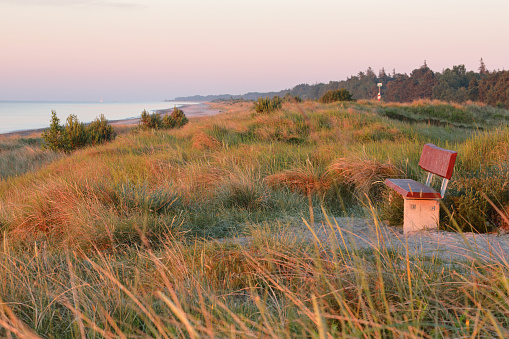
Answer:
310;218;509;263
220;217;509;264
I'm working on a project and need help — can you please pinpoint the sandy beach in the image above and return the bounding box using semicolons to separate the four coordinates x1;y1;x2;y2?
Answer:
108;102;221;127
0;103;221;138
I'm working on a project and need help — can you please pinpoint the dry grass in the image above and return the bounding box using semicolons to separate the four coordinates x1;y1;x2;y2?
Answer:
191;132;221;151
327;156;404;199
265;169;331;195
2;177;116;249
2;215;509;337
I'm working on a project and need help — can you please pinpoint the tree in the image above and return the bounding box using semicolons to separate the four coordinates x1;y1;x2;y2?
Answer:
409;63;436;100
432;65;470;102
42;110;66;151
480;71;509;108
479;58;488;75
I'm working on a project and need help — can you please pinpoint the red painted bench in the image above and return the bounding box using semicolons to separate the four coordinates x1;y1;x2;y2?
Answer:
385;143;458;233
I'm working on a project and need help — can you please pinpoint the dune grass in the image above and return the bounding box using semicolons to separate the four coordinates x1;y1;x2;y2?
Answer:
0;99;509;336
1;215;509;337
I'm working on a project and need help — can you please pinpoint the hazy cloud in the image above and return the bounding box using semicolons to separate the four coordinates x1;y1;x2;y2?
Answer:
0;0;146;9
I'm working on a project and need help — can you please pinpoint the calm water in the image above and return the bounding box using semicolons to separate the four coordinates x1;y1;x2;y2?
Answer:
0;101;198;134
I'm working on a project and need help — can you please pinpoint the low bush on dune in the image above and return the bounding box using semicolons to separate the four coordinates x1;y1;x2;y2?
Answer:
140;109;162;129
140;107;189;130
253;96;282;114
319;88;354;103
163;107;189;128
41;110;116;152
88;114;116;145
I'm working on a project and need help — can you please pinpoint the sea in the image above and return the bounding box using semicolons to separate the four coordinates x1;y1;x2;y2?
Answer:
0;101;198;134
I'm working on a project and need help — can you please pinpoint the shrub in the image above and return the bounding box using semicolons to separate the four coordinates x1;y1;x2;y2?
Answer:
41;110;66;151
162;107;189;128
140;107;189;130
42;111;116;152
88;114;116;145
320;89;354;103
140;109;162;129
253;96;282;114
64;114;88;150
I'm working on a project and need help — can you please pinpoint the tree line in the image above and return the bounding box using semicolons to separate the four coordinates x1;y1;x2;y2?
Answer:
174;59;509;108
287;59;508;108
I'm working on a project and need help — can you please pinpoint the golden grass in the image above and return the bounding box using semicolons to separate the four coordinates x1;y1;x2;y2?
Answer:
265;169;331;194
2;215;509;337
3;177;115;249
191;131;220;150
327;156;404;198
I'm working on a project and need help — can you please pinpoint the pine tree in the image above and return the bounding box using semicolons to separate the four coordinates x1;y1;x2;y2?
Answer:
42;110;66;151
479;58;487;75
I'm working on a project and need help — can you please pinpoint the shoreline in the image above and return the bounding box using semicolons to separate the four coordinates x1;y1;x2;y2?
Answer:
0;103;221;138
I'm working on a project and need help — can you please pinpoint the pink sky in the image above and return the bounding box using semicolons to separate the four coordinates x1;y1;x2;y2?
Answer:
1;0;508;101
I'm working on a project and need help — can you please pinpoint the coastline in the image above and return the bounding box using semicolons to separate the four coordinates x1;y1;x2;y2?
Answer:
0;103;221;138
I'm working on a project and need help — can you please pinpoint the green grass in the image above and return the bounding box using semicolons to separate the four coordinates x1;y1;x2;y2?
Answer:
1;99;509;336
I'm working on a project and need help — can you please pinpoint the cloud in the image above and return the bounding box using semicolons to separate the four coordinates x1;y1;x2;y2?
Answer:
0;0;146;9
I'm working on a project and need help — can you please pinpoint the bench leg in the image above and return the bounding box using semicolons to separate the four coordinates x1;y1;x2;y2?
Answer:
403;199;439;234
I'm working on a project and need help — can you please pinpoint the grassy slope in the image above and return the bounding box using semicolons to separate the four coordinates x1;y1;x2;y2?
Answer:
0;100;509;337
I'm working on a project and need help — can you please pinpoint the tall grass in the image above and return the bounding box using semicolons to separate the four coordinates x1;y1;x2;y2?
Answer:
1;100;509;336
0;136;63;180
3;101;509;243
1;213;509;337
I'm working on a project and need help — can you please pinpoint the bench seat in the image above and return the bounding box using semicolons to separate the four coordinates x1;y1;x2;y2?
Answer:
384;179;442;199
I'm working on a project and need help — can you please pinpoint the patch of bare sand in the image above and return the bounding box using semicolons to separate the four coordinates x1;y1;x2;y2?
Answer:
109;103;221;128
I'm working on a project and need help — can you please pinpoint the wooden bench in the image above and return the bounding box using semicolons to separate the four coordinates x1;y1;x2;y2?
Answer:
385;143;458;233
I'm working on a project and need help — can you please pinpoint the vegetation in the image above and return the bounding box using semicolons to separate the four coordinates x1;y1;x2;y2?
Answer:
1;100;509;336
41;110;116;152
177;59;509;108
140;107;189;129
253;96;283;114
283;93;302;103
0;135;63;180
319;88;354;103
88;114;116;145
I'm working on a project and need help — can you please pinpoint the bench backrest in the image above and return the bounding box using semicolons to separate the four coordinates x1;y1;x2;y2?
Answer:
418;143;457;179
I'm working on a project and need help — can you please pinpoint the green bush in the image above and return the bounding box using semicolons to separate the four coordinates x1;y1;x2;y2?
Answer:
64;114;88;150
162;107;189;128
42;111;116;152
88;114;116;145
140;107;189;130
140;109;162;129
41;110;66;151
319;89;354;103
253;96;283;114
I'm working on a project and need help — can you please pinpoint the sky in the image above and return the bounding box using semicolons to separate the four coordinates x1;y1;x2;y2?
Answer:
0;0;508;102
